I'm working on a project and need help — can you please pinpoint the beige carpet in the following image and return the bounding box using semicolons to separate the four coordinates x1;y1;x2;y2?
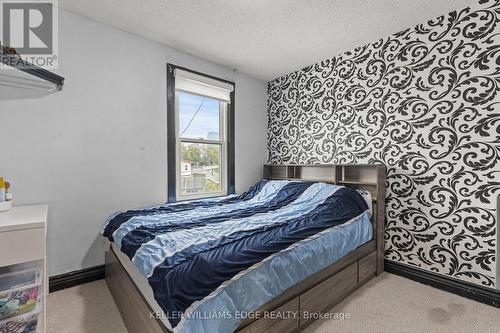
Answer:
47;273;500;333
46;278;127;333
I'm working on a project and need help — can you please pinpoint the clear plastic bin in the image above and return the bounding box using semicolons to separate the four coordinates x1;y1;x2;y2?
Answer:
0;287;41;320
0;269;41;291
0;269;42;321
0;310;39;333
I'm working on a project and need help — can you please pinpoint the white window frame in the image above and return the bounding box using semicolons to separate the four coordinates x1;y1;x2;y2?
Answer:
175;90;229;201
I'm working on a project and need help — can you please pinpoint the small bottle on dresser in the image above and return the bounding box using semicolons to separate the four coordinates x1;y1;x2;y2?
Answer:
0;177;5;202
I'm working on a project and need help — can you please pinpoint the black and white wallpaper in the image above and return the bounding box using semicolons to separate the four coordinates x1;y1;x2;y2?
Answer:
267;0;500;286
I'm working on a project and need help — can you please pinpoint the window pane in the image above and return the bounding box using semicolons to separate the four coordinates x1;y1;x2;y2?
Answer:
178;91;221;140
180;142;222;195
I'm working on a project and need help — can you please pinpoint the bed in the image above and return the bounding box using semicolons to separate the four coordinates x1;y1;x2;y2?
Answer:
102;164;385;333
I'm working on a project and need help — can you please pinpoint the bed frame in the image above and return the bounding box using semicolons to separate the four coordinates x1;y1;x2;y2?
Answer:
105;164;386;333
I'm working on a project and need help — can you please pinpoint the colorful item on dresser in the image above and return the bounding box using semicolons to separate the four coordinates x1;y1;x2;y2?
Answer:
0;178;5;202
0;177;12;212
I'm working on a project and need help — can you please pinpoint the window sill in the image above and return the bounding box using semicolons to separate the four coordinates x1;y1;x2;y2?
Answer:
176;192;228;202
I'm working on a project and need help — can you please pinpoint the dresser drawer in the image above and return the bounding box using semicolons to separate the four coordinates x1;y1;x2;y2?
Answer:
358;252;377;283
239;297;299;333
0;227;45;267
300;262;358;327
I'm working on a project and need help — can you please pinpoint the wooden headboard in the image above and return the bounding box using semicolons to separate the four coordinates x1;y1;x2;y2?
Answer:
263;164;386;274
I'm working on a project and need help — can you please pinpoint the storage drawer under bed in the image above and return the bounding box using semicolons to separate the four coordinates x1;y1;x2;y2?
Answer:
238;251;377;332
299;262;358;327
239;297;299;333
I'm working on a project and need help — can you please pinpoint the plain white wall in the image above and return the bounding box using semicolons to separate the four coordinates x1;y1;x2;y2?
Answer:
0;9;268;276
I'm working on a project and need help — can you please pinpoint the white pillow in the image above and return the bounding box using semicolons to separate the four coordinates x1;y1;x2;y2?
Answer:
357;189;373;215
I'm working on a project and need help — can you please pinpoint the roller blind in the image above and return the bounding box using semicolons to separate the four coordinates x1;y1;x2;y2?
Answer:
174;69;234;103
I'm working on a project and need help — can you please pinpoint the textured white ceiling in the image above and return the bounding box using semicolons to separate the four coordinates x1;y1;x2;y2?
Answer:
59;0;473;81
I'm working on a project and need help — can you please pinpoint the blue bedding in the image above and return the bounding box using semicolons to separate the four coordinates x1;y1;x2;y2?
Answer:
102;180;372;332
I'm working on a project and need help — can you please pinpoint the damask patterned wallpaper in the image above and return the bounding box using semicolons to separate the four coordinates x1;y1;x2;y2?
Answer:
267;0;500;286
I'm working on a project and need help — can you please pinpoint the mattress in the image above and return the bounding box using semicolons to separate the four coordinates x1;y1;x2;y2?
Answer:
102;180;373;332
104;239;167;326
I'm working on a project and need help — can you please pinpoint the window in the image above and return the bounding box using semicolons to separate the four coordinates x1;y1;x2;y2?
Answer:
167;64;235;201
178;92;226;196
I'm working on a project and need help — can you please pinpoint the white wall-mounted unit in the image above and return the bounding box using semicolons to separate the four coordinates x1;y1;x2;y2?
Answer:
0;48;64;99
0;69;60;92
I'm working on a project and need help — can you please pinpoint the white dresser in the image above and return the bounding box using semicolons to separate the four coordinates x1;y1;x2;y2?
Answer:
0;205;48;333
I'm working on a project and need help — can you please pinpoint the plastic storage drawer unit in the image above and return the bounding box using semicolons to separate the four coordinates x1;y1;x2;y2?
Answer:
0;268;42;333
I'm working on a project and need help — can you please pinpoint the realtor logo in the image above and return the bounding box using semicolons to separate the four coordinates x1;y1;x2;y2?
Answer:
0;0;58;68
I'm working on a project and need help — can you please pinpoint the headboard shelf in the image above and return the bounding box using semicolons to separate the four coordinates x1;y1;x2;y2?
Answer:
263;164;384;187
338;180;377;186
